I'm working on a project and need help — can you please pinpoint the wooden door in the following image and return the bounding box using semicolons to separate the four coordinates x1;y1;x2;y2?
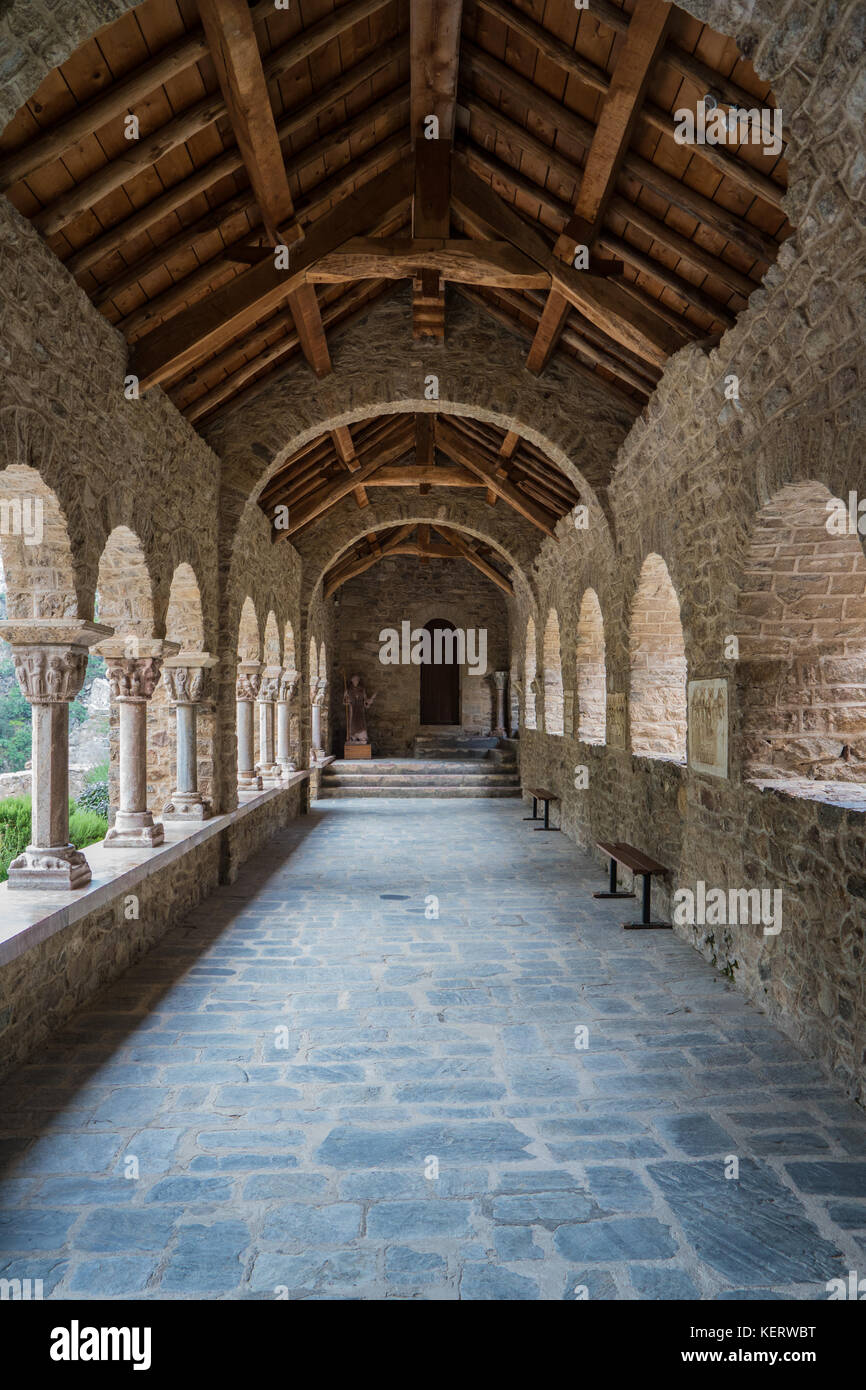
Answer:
420;619;460;724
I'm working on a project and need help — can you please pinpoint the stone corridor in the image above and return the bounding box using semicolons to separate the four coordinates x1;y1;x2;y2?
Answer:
1;799;865;1301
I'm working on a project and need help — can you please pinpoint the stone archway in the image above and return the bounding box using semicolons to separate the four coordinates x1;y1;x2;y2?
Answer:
576;588;606;745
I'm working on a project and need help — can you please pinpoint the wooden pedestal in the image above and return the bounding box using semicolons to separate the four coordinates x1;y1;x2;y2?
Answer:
344;743;371;759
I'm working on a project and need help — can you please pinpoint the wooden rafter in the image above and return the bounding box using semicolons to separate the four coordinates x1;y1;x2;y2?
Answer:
197;0;331;378
332;425;369;510
133;162;413;390
431;525;513;595
409;0;464;339
528;0;672;373
435;418;557;537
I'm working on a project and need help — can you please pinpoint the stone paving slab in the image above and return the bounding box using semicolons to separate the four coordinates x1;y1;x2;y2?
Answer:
1;798;865;1301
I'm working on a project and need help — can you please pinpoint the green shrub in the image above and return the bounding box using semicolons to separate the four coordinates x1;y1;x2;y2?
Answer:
0;794;32;882
77;779;109;819
85;761;110;784
70;807;108;848
0;794;106;882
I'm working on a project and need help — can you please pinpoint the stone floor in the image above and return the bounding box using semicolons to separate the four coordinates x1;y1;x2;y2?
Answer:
1;798;865;1301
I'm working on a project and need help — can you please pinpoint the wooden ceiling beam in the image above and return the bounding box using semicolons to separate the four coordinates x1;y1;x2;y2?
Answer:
410;0;463;336
455;144;761;305
528;0;671;373
434;419;557;536
416;412;435;494
432;525;514;595
451;162;682;367
332;425;369;509
81;58;408;288
197;0;331;377
181;279;393;423
469;0;786;209
0;0;276;191
459;55;780;264
307;236;550;287
282;429;417;539
135;162;413;390
454;282;643;415
33;0;396;239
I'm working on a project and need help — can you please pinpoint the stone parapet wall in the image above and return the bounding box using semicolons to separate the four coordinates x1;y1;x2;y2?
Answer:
0;783;306;1077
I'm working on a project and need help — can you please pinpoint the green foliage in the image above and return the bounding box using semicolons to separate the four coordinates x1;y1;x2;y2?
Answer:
0;793;107;882
77;779;109;819
0;794;32;881
0;656;32;773
85;761;110;784
69;807;109;848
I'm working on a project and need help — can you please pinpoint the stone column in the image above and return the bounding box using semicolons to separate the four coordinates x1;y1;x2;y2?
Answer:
237;662;263;790
493;670;508;737
512;679;522;736
257;667;281;787
310;676;327;765
276;669;299;777
0;619;112;889
98;638;180;848
162;653;218;821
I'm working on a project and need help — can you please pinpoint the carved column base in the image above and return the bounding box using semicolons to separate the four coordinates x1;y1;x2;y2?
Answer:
277;758;297;778
238;771;263;791
260;765;283;788
105;810;164;848
162;793;212;822
7;844;91;891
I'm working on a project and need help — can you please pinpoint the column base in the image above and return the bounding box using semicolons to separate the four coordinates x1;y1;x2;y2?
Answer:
277;760;297;778
162;795;212;822
260;764;283;787
7;844;91;891
238;772;263;790
105;811;164;848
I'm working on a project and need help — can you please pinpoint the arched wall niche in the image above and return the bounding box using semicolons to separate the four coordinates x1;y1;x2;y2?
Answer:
542;608;564;737
576;588;607;745
629;553;687;763
524;616;538;731
734;480;866;787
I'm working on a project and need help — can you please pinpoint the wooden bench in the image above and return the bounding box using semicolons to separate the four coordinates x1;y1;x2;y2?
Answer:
524;787;559;832
593;840;671;929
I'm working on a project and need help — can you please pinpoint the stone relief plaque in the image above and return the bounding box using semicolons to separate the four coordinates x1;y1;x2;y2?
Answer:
563;690;574;737
688;677;728;778
607;693;627;749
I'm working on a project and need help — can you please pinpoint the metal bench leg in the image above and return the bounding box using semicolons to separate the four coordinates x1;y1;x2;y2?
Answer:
533;797;559;831
622;873;671;930
523;795;540;822
593;855;635;899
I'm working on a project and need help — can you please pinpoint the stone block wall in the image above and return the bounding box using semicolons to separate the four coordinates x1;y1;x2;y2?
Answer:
328;556;510;754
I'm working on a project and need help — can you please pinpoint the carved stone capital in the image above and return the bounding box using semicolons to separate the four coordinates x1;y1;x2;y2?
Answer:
164;664;206;705
312;675;327;707
278;669;299;704
258;666;281;704
493;670;508;690
237;669;261;702
106;655;164;702
11;644;89;704
163;651;217;705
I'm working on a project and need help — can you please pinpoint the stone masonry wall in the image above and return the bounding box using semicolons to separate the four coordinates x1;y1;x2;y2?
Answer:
329;556;509;754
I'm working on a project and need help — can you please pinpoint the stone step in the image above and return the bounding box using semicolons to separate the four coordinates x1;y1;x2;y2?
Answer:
326;761;515;776
324;773;520;788
318;785;521;798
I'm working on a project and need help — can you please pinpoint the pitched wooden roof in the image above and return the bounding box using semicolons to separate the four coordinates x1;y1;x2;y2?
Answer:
0;0;789;435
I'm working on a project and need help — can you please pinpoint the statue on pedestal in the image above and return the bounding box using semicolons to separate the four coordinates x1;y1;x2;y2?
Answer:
343;671;376;746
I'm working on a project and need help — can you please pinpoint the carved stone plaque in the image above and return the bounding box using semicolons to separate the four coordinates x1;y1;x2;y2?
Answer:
688;677;728;778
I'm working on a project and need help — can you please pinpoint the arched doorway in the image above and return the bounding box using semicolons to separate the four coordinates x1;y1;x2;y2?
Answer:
420;619;460;726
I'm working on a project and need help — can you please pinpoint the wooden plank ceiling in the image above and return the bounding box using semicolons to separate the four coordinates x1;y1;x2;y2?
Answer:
0;0;790;515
